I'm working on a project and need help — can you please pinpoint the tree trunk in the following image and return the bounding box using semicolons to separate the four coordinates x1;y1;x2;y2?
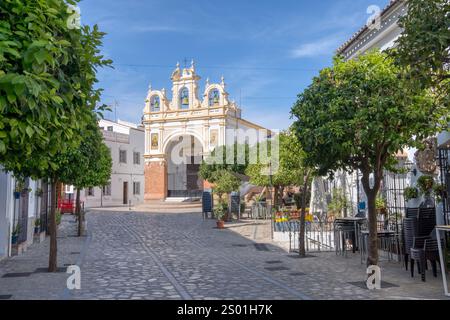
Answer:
365;189;378;267
298;170;311;257
76;188;82;237
273;186;279;208
279;186;285;207
48;178;58;272
360;169;381;267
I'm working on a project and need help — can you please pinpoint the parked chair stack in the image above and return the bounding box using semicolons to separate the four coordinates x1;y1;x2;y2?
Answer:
402;207;444;282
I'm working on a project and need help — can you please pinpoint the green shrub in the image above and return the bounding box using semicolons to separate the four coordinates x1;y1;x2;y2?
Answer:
404;187;419;201
417;175;435;196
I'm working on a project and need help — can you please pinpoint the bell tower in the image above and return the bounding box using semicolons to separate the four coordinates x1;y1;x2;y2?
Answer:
170;60;201;110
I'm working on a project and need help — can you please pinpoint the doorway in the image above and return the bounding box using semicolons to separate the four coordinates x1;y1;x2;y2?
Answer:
123;182;128;205
166;135;203;198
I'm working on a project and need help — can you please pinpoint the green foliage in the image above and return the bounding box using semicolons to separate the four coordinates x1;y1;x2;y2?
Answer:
433;183;446;202
416;175;435;196
394;0;450;105
214;201;228;221
35;187;43;197
58;114;112;189
34;218;41;227
0;0;112;180
199;143;249;183
246;131;312;188
12;223;20;236
56;209;62;225
375;196;386;211
213;170;241;196
327;188;349;217
291;51;439;182
404;187;419;201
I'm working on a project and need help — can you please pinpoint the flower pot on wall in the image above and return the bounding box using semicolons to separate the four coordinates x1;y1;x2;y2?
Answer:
11;234;18;244
13;191;20;199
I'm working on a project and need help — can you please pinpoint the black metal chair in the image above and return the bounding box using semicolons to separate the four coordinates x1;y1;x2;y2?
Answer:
417;207;436;237
406;208;419;219
410;237;444;282
403;217;418;271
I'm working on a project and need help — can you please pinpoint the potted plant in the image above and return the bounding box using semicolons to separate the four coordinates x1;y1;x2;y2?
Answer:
404;187;419;201
11;224;20;244
375;196;387;215
417;175;435;196
214;203;226;229
433;183;447;203
34;218;41;234
13;180;24;199
35;188;43;197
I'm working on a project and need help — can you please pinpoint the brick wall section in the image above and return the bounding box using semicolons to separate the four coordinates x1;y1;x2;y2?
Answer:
144;161;167;200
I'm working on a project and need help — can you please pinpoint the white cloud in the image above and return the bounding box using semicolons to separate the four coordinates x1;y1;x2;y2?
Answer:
290;37;341;58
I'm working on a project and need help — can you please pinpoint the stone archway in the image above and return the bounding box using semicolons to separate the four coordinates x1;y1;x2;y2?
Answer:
165;134;204;198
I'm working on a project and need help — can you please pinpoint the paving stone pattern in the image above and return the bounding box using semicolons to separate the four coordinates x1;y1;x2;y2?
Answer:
0;211;449;300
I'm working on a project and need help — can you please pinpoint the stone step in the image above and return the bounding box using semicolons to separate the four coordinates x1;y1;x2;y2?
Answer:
134;200;202;211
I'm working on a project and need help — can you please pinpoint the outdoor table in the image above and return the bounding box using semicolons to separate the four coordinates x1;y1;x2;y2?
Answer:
334;217;367;253
436;225;450;297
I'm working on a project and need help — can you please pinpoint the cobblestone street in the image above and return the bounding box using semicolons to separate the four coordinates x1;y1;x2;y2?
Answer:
0;210;449;300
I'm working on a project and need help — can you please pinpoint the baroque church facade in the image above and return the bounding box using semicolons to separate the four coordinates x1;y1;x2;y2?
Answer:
142;61;269;201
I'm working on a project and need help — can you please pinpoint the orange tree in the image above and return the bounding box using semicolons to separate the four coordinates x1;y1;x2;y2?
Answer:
291;51;446;266
0;0;111;271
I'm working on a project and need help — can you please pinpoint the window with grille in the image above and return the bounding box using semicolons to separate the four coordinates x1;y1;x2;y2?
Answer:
102;183;111;196
133;182;140;195
133;152;141;165
86;187;94;197
119;150;127;163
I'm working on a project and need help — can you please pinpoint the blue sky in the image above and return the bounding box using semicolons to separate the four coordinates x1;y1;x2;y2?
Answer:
79;0;390;130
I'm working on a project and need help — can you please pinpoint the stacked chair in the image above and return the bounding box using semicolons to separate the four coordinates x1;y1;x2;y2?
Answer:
403;207;445;282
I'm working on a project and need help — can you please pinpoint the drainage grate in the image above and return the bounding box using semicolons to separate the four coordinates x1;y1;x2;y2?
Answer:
265;260;282;264
34;267;66;273
254;243;270;251
348;281;399;289
264;266;290;272
289;272;306;276
2;272;31;278
232;244;247;247
0;295;12;300
70;252;81;255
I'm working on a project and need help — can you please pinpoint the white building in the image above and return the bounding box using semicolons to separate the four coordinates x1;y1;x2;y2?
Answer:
80;119;145;208
0;170;49;259
143;61;270;201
